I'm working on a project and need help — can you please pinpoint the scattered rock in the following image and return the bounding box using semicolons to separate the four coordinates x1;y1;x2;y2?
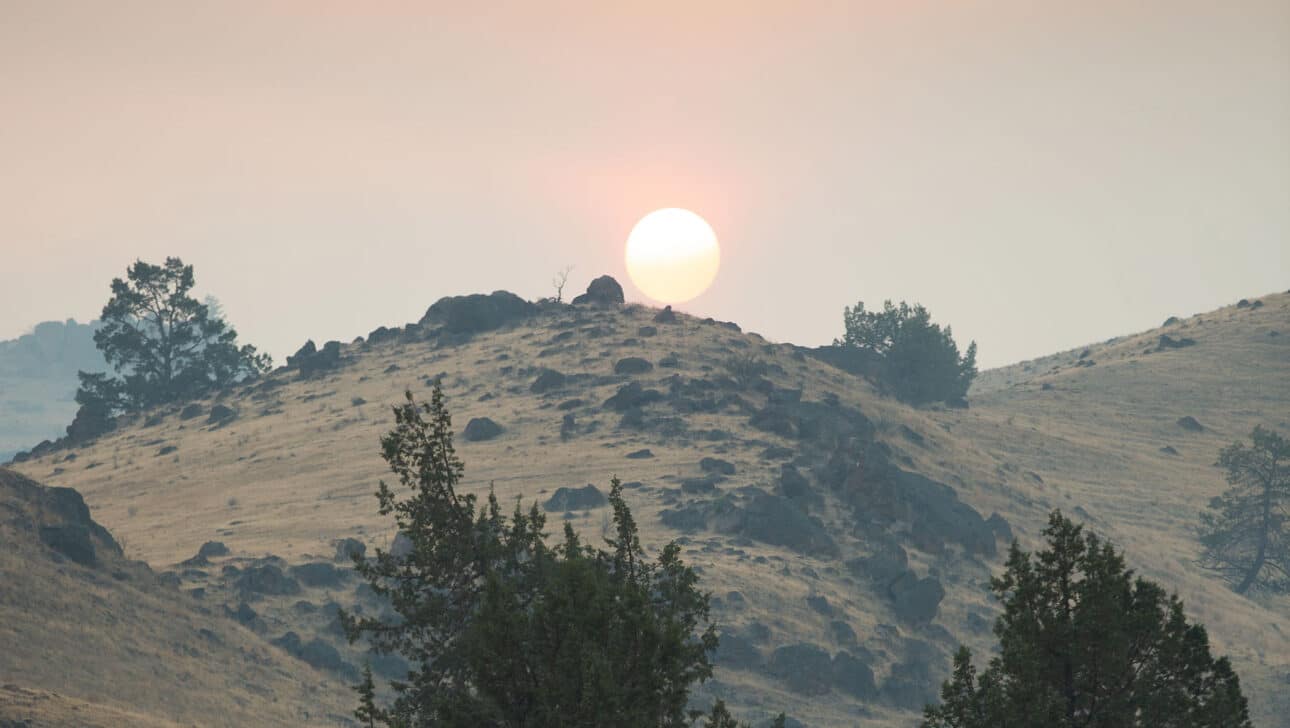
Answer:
603;382;664;412
236;564;301;596
350;397;367;406
290;561;347;588
543;484;607;511
1160;445;1180;456
207;404;237;425
637;325;657;337
658;353;681;368
832;651;877;700
530;369;567;394
625;448;654;459
197;541;230;560
179;403;205;420
614;357;654;375
1158;334;1197;349
287;340;342;376
805;594;833;616
333;537;366;562
157;445;178;456
714;632;763;670
463;417;504;441
986;513;1013;543
768;643;835;695
699;457;735;475
680;475;722;495
653;305;678;323
889;572;945;624
571;275;625;305
829;620;858;647
1177;416;1205;432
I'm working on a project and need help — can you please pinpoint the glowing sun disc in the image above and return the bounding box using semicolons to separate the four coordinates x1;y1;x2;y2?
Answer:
625;208;720;304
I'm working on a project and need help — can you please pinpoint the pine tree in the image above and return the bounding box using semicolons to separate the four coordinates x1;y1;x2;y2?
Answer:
923;511;1251;728
343;385;731;727
1198;426;1290;594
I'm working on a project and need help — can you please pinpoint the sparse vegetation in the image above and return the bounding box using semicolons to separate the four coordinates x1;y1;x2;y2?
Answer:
721;352;769;390
343;385;772;727
1198;426;1290;594
923;511;1250;728
838;300;976;405
75;257;270;423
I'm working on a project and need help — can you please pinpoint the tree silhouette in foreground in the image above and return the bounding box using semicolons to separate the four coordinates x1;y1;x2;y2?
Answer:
923;511;1250;728
344;385;778;727
76;257;269;417
1198;426;1290;595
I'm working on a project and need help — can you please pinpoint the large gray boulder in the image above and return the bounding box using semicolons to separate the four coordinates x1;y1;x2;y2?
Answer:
419;290;535;334
571;275;624;305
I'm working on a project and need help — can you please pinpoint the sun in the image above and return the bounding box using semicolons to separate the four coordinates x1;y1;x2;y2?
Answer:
624;208;720;304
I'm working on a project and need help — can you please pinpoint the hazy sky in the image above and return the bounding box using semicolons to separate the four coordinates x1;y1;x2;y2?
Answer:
3;1;1287;368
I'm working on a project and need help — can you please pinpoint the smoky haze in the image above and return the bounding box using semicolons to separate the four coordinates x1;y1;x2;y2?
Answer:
2;1;1287;368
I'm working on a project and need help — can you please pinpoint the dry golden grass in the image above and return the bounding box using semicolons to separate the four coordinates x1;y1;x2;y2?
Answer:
10;292;1289;726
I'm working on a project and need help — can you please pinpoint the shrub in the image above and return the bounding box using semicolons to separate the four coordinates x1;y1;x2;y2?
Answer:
838;300;976;405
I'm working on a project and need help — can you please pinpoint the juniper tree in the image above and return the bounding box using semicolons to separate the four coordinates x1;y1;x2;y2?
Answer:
1198;426;1290;594
343;385;732;727
923;511;1250;728
838;300;977;405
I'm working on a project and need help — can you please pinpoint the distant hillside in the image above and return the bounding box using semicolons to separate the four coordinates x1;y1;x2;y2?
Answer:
0;319;105;460
9;287;1289;726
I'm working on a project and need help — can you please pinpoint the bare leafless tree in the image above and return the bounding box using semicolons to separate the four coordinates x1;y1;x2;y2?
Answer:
552;265;573;303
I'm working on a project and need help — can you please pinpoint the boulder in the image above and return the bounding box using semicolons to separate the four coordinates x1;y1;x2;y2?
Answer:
653;305;678;323
39;524;98;567
463;417;504;441
291;561;347;588
680;475;722;494
419;290;536;334
529;369;567;394
614;357;654;375
288;339;342;376
207;404;238;425
571;275;625;305
179;403;205;420
805;594;833;616
1177;415;1204;432
625;448;654;459
713;632;763;670
831;651;877;700
829;620;858;647
699;457;736;475
197;541;230;560
768;643;835;695
889;572;945;624
711;493;838;557
543;484;608;511
603;382;664;412
333;537;366;562
235;564;301;596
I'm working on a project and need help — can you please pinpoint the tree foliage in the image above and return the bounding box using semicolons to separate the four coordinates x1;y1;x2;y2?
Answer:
838;300;976;405
76;257;269;414
343;385;731;727
922;511;1250;728
1198;426;1290;594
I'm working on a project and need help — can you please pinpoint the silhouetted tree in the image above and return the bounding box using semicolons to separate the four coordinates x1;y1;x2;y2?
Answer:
1198;426;1290;594
923;511;1250;728
75;257;269;416
551;265;573;303
838;300;976;405
343;385;753;727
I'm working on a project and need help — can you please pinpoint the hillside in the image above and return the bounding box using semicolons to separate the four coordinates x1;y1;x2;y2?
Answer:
0;468;354;726
0;320;104;461
7;286;1289;726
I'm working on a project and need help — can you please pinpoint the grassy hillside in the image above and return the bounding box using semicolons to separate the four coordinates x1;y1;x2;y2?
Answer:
0;468;353;727
8;290;1288;726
